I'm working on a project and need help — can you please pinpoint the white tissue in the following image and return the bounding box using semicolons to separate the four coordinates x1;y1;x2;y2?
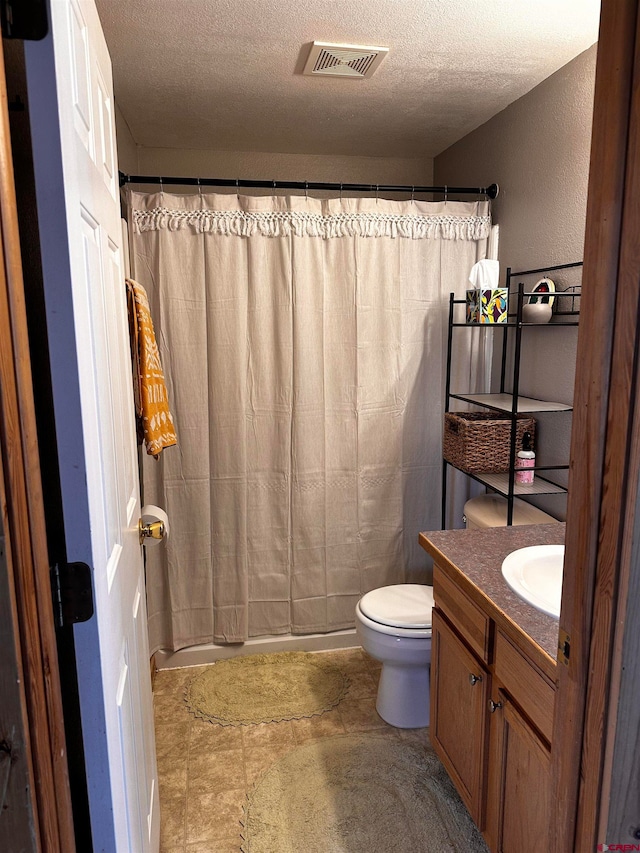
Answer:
468;259;500;290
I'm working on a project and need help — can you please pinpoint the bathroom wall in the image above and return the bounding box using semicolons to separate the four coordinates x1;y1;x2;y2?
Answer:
435;45;597;519
115;102;138;174
131;146;433;191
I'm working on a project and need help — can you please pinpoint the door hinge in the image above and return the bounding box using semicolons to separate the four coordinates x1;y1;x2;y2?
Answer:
50;562;94;628
558;629;571;666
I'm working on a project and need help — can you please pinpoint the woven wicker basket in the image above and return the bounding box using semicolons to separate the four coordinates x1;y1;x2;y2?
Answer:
443;412;536;474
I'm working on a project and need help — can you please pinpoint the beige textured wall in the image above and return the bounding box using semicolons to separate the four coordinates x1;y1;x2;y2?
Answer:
132;147;433;192
435;45;595;273
435;45;597;520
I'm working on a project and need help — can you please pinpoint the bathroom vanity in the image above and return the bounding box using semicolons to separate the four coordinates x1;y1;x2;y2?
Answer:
419;523;564;853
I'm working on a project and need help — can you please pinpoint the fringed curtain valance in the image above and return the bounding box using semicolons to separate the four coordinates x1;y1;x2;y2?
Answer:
132;206;491;240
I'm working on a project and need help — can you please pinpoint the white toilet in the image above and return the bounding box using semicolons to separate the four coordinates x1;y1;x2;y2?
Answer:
355;583;434;729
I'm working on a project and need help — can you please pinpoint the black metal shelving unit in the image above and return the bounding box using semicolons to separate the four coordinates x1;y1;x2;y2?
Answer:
442;261;582;529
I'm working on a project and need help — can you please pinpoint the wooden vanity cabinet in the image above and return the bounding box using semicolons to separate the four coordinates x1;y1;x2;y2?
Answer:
431;609;489;826
485;686;551;852
430;563;555;853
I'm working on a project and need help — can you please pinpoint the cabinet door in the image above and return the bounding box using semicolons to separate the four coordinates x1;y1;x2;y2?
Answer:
431;609;489;826
486;688;551;853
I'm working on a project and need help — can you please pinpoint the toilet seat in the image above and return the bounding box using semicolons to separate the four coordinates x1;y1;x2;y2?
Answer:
359;584;434;631
356;604;432;639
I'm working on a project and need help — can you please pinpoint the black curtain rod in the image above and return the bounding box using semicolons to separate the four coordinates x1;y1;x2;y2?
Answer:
118;171;499;199
509;260;583;277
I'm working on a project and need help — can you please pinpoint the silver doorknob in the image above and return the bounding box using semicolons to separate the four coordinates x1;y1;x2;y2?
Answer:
488;699;503;713
139;519;166;544
469;673;482;686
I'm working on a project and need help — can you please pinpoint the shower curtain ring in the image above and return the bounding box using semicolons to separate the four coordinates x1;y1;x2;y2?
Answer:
305;180;308;201
236;178;240;200
196;177;202;200
375;185;379;204
411;186;415;204
339;183;343;201
444;185;448;203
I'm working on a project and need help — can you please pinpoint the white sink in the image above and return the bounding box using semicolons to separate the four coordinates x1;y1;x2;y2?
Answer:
501;545;564;618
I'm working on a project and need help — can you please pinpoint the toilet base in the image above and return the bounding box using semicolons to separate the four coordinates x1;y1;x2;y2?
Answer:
375;662;430;728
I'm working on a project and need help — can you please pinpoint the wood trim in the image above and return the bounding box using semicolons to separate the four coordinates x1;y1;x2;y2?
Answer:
603;357;640;838
590;5;640;842
551;2;640;851
0;38;76;853
0;420;40;849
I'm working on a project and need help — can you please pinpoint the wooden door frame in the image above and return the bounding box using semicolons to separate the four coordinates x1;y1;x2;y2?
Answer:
0;34;75;853
552;1;640;850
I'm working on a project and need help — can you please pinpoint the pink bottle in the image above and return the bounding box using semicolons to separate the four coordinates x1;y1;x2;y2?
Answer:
515;431;535;485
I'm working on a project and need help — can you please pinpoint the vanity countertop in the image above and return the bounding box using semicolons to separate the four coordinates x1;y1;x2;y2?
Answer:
419;523;565;680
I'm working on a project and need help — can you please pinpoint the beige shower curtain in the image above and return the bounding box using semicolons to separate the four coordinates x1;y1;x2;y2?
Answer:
129;191;490;650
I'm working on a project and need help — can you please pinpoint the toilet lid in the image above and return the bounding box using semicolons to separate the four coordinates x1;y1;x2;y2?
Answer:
359;584;434;629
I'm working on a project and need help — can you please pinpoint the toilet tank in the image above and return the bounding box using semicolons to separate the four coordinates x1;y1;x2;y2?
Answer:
464;494;557;528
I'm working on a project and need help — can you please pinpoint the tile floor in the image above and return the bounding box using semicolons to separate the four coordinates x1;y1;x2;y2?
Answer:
153;647;430;852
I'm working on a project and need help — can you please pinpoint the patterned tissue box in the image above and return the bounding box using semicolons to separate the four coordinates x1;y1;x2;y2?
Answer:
466;288;508;324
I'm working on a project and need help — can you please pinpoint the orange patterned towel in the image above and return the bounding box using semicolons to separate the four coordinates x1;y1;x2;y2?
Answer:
126;278;177;458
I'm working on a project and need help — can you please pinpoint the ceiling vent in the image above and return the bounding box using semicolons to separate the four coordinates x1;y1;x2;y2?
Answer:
303;41;389;79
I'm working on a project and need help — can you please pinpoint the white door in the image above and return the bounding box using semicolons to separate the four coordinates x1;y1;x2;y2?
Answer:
24;1;159;851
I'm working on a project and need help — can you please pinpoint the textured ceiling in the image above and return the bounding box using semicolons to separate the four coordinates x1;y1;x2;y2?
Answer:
95;0;600;159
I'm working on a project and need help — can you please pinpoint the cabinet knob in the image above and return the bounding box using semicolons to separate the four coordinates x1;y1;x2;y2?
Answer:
488;699;503;713
468;673;482;686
